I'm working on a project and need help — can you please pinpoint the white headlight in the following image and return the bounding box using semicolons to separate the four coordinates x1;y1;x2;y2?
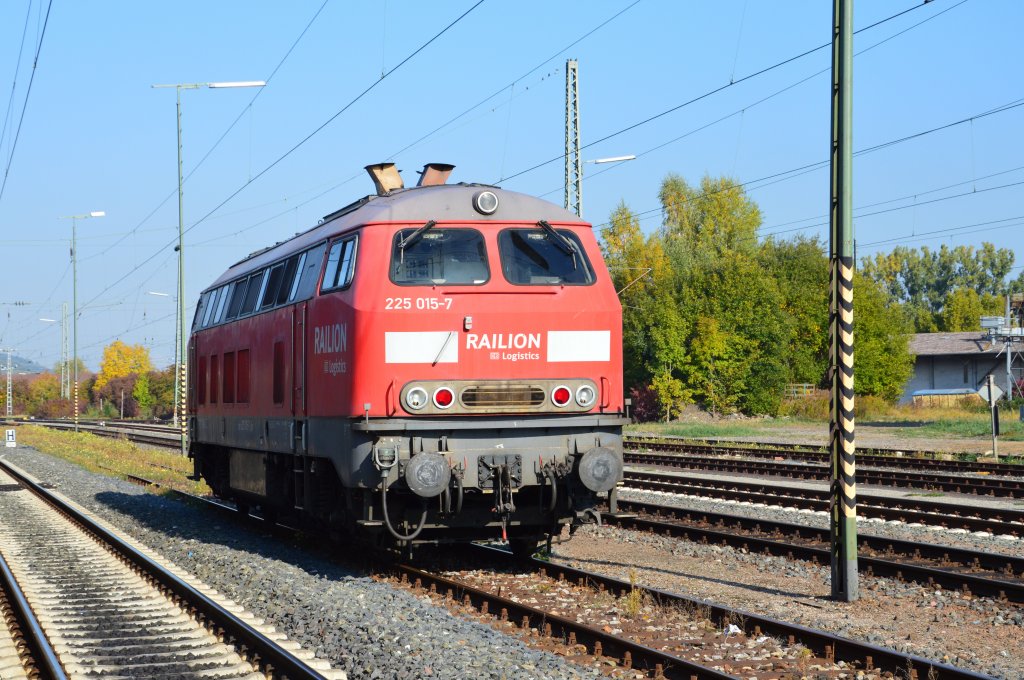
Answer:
405;386;428;410
472;190;498;215
576;384;596;407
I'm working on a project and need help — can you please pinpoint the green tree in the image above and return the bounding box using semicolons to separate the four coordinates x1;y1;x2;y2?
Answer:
659;174;760;258
601;202;689;392
758;236;829;385
147;367;176;419
940;288;983;331
854;273;914;400
861;242;1015;332
133;373;155;417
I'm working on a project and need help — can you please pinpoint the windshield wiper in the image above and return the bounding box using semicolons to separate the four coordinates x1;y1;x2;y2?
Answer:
398;219;437;264
537;220;578;270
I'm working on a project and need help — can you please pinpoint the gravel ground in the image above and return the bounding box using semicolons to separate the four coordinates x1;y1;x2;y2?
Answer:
548;484;1024;679
1;445;596;680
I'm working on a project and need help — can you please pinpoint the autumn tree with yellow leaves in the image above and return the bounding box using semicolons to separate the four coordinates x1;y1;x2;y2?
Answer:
94;341;153;391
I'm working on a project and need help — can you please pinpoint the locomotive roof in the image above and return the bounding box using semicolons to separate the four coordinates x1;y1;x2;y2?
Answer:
206;183;588;290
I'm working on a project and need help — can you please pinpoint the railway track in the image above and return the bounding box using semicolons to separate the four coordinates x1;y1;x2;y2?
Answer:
0;459;340;679
625;450;1024;498
15;419;1019;676
396;544;990;680
1;542;62;679
622;470;1024;536
626;435;1024;474
606;499;1024;603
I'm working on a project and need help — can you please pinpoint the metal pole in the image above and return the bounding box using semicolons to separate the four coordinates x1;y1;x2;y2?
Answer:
829;0;858;602
176;86;188;456
61;302;69;399
1007;294;1013;400
988;374;999;460
73;217;79;433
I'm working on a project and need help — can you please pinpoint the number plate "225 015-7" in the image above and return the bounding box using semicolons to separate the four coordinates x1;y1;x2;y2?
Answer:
385;297;453;311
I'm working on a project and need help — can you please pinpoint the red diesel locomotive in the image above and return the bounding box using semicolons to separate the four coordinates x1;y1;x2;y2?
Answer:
187;162;626;554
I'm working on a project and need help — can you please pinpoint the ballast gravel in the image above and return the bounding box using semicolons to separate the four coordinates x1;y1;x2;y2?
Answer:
2;445;596;680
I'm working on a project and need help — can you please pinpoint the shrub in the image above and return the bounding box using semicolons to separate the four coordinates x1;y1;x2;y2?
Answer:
629;385;660;423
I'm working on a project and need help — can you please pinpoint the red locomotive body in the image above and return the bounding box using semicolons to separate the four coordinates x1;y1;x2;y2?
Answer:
188;163;626;553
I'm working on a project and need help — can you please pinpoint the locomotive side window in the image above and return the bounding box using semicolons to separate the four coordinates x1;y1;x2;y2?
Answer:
498;228;595;285
291;242;327;301
260;262;288;310
225;279;248;320
201;289;219;328
239;270;266;316
322;237;358;292
391;228;488;285
213;283;232;324
192;291;211;331
274;256;300;306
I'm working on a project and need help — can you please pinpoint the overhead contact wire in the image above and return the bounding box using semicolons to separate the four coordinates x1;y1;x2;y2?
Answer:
0;0;53;206
79;0;485;318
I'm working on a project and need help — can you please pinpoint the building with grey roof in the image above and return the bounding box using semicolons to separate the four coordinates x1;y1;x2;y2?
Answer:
902;331;1019;403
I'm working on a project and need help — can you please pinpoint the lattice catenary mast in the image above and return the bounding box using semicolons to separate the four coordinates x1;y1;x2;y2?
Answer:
564;59;581;217
1;348;14;416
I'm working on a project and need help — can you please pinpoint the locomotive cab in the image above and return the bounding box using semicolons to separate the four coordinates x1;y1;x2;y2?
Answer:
188;163;626;554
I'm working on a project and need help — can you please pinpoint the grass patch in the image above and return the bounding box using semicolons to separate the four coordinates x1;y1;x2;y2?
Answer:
11;425;209;496
626;421;793;439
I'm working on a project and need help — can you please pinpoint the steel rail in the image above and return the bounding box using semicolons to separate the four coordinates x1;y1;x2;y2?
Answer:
0;547;67;679
625;451;1024;498
397;552;735;680
532;550;991;680
609;499;1024;603
0;458;326;680
622;470;1024;536
626;436;1024;476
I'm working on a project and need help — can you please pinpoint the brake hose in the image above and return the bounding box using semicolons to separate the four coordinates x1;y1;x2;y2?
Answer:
544;467;558;513
380;473;428;541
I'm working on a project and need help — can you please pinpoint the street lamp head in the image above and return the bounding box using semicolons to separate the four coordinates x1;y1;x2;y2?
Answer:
89;211;106;217
208;81;266;88
39;318;56;322
587;155;636;164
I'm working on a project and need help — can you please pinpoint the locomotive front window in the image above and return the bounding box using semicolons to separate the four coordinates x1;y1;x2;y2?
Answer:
391;228;488;285
498;227;595;285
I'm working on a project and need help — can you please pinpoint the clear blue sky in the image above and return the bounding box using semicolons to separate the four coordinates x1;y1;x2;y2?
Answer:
1;0;1021;371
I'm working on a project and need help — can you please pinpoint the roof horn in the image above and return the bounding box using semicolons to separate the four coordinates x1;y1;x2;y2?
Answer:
365;163;404;195
416;163;455;187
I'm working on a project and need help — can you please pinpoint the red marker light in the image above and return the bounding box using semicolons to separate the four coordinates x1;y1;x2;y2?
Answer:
552;386;572;407
433;387;455;408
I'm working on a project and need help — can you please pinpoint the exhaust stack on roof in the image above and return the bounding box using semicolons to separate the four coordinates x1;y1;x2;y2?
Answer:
416;163;455;187
365;163;404;195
